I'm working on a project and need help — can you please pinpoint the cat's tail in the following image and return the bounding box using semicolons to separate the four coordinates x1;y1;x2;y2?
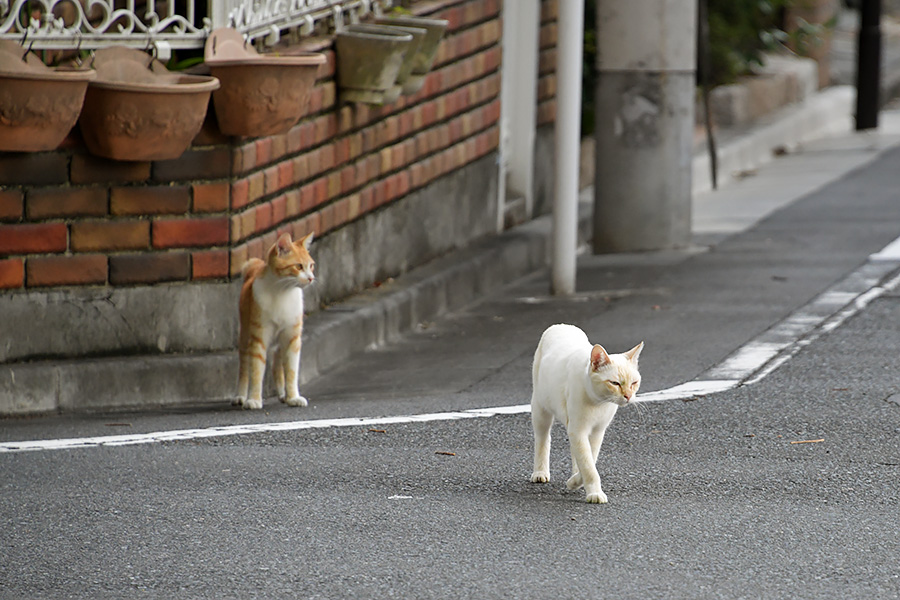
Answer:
240;258;265;281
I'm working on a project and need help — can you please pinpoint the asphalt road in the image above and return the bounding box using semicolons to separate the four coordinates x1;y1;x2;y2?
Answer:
1;292;899;599
2;143;900;598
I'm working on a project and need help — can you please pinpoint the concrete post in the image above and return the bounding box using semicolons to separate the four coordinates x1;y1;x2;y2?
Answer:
499;0;541;232
551;0;584;295
593;0;697;253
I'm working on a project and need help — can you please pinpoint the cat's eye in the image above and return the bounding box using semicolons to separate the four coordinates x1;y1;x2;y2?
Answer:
608;381;621;387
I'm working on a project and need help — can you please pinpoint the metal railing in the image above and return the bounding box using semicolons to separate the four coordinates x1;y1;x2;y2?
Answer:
0;0;389;59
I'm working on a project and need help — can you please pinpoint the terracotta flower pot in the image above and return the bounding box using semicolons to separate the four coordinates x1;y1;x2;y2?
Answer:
335;25;414;105
0;41;96;152
375;15;448;94
205;28;326;137
78;48;220;161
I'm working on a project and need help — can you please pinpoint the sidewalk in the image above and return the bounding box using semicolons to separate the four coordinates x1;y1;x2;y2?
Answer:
294;112;900;418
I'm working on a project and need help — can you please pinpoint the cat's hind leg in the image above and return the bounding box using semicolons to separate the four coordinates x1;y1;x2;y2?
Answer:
531;406;553;483
234;348;250;407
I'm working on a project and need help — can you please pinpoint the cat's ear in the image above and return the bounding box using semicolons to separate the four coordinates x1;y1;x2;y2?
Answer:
624;341;644;364
274;233;294;257
590;344;611;371
297;232;314;251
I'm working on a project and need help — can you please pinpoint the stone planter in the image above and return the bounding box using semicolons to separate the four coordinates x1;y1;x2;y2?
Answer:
0;41;96;152
335;24;414;105
374;15;448;94
78;48;220;161
204;28;326;137
343;23;425;103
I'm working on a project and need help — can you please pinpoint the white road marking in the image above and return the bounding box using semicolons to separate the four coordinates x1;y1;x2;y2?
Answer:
2;236;899;454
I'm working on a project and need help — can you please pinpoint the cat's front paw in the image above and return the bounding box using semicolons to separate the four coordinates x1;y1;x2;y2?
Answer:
283;395;308;407
566;473;583;490
585;490;608;504
531;471;550;483
242;397;264;410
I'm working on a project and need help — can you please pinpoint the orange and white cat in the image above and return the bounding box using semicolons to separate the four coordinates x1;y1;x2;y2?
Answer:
235;232;316;410
530;324;643;503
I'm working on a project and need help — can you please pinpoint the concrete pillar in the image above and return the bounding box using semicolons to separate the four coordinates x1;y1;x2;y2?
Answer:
593;0;697;253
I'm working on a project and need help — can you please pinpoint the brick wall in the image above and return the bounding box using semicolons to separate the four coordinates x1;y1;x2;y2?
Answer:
0;0;506;297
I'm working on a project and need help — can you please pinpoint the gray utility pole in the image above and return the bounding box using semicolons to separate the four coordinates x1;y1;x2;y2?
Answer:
593;0;697;253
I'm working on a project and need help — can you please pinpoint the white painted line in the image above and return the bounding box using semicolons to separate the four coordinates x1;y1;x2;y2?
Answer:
637;380;739;403
3;236;900;455
870;235;900;262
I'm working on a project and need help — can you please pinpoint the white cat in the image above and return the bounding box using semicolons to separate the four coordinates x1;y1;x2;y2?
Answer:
530;324;643;503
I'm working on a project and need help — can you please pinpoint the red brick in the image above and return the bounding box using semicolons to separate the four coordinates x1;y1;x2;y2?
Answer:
292;155;309;184
285;190;302;218
287;126;303;154
319;203;335;232
192;249;230;280
231;179;250;210
320;145;336;172
270;134;287;163
264;165;280;195
152;217;229;249
70;221;150;252
111;186;191;216
26;187;107;220
271;194;287;226
333;197;350;228
0;258;24;288
326;173;341;200
0;223;67;255
230;244;248;278
71;153;150;185
255;138;272;166
341;166;356;194
192;182;230;213
27;254;107;287
0;190;24;222
109;253;189;285
278;162;293;190
255;202;273;233
248;171;265;204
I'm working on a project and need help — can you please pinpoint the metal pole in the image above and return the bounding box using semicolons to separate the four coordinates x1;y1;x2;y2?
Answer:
856;0;882;130
551;0;583;296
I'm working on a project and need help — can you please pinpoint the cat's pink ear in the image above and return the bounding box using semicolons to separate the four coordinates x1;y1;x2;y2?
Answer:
274;233;294;257
590;344;610;371
624;341;644;364
297;232;314;250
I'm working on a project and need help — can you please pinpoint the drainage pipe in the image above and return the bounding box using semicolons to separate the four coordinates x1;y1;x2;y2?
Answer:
551;0;584;296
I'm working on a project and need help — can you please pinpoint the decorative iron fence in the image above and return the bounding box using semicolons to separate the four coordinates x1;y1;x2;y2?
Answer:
0;0;389;59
